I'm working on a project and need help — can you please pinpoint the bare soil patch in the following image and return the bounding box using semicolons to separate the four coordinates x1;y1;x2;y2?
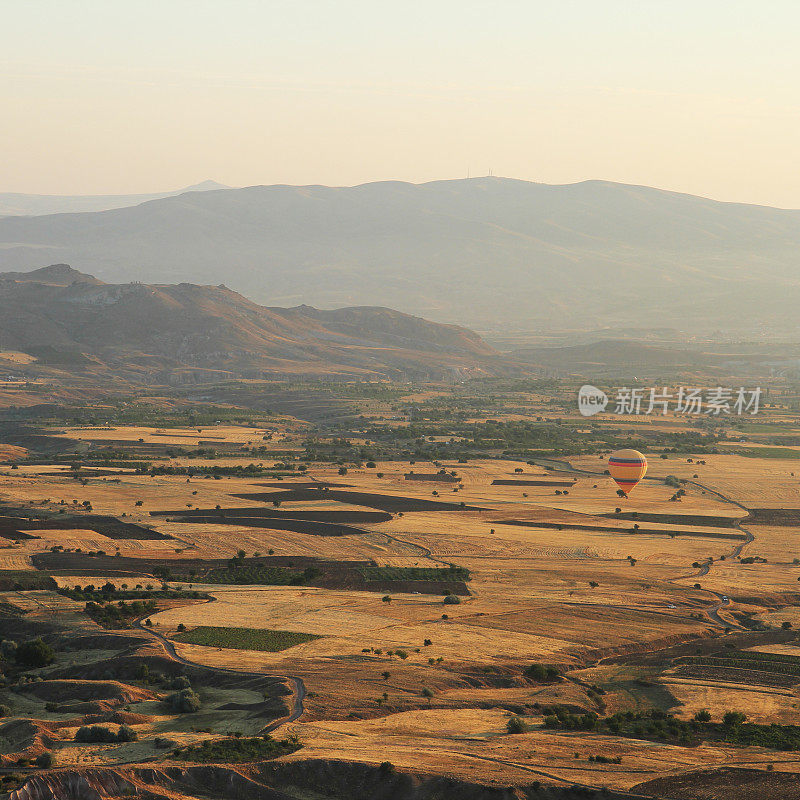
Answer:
494;519;747;540
671;664;800;688
233;489;484;512
748;508;800;525
634;767;800;800
0;512;169;540
151;508;392;524
492;479;575;486
604;511;743;528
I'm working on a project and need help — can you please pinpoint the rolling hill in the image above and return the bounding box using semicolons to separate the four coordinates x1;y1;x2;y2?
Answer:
0;180;228;217
0;265;502;383
1;177;799;335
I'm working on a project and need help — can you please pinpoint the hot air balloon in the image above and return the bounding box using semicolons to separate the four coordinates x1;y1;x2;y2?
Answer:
608;449;647;496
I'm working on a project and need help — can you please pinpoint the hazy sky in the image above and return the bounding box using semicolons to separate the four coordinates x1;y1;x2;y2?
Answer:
4;1;800;206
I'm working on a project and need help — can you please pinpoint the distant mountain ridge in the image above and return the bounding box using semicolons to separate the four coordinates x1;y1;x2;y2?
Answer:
1;177;800;334
0;265;502;382
0;180;228;216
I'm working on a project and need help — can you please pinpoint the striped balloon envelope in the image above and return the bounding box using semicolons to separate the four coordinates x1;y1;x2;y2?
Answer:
607;449;647;496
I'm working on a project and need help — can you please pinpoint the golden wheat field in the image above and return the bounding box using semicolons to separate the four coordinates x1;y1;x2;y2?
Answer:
5;419;800;797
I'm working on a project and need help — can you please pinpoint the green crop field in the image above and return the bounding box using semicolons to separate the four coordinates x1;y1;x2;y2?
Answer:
172;625;322;652
725;446;800;459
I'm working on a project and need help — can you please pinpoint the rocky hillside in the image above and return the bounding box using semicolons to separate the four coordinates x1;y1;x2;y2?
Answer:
0;266;503;382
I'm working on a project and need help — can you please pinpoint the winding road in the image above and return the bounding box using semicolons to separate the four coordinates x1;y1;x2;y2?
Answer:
132;612;306;734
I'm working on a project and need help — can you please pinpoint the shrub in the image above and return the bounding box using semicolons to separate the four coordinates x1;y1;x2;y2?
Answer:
0;640;17;660
0;705;11;717
524;663;561;682
116;725;138;742
35;752;53;768
723;711;747;727
173;735;300;762
171;676;191;690
443;595;460;605
506;716;529;734
170;688;202;713
15;638;55;668
694;710;711;722
589;754;622;764
75;725;118;743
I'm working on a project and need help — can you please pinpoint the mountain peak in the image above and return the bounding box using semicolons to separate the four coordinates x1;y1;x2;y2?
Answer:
0;264;103;286
181;180;229;192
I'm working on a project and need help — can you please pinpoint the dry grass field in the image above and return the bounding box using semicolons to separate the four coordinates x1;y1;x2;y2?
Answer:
4;408;800;799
